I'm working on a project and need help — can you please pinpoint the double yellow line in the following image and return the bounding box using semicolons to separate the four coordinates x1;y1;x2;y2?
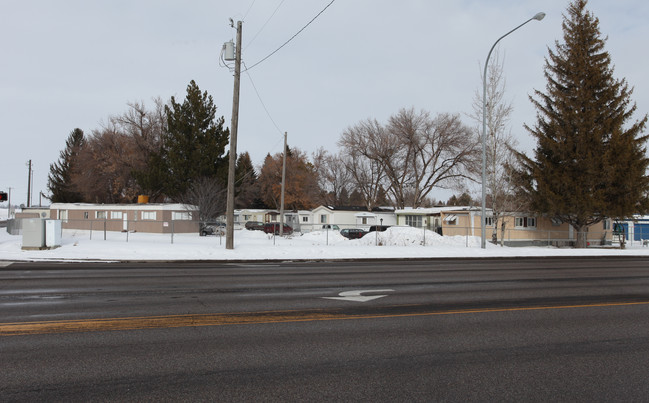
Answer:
2;300;648;336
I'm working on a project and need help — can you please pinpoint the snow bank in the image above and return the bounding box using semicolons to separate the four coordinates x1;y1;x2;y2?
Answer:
1;211;649;262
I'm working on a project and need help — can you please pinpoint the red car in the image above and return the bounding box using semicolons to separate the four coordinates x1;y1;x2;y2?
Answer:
263;222;293;235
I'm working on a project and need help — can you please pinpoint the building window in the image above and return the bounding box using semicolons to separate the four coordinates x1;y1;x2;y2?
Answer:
603;219;611;230
515;217;536;228
172;211;192;220
302;216;309;222
444;214;457;226
320;214;327;224
59;210;68;222
83;212;89;219
142;211;157;220
405;215;422;228
96;211;107;219
484;217;494;226
111;211;123;220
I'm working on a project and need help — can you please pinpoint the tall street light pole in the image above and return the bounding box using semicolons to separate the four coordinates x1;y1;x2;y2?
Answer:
481;12;545;249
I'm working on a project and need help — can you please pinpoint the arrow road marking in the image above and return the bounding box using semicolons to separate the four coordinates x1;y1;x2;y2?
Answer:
322;289;394;302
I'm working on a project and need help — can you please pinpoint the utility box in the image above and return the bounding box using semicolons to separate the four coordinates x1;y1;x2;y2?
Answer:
22;218;46;250
45;219;62;249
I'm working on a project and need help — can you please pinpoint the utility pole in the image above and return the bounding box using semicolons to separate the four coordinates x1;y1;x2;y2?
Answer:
26;159;32;208
225;20;242;250
279;132;287;236
7;187;12;218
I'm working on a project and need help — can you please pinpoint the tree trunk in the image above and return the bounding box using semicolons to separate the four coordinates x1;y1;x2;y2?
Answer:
574;224;588;248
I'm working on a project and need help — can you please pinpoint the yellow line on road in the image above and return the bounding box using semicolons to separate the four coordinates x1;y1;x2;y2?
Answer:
2;300;648;336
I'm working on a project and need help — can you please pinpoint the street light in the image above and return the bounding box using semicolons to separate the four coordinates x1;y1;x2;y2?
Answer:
480;12;545;249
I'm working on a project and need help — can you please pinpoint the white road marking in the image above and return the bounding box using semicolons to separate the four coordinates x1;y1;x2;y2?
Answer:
322;289;394;302
0;261;14;267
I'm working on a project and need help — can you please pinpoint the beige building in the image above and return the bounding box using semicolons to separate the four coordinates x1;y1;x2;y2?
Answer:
50;203;199;234
396;207;613;247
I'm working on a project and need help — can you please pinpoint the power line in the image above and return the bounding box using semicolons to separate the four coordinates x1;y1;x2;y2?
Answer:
243;61;285;139
242;0;256;21
245;0;336;71
245;0;286;49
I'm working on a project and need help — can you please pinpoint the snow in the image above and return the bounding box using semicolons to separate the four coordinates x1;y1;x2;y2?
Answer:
2;219;649;262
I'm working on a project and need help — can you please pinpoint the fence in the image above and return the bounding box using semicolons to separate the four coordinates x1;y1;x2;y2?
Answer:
9;218;640;248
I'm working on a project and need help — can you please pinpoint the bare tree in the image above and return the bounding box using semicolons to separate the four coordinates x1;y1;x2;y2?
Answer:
385;108;479;208
179;176;227;222
338;119;389;210
312;148;351;206
469;50;521;244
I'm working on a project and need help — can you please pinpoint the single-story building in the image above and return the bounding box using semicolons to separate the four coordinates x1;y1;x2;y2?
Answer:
309;205;396;232
396;207;614;247
50;203;199;234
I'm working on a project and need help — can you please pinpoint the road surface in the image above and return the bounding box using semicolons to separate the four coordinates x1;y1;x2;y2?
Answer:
2;257;649;401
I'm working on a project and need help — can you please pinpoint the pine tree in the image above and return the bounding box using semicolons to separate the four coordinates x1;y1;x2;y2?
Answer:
162;80;229;199
234;151;259;208
516;0;649;247
47;128;85;202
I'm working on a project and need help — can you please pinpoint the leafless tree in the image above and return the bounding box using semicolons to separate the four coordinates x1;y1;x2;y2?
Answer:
312;148;352;206
469;50;521;244
179;176;227;222
338;119;389;210
384;108;479;208
339;110;478;209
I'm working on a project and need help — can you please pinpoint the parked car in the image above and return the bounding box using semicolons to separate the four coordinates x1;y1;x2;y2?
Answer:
368;225;391;232
340;228;367;239
263;222;293;235
200;222;225;236
322;224;340;231
245;221;265;231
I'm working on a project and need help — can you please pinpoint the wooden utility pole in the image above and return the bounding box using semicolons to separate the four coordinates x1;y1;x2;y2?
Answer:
225;20;242;250
279;132;287;236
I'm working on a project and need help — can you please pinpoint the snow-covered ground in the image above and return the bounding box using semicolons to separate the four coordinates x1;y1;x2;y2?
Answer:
2;221;649;262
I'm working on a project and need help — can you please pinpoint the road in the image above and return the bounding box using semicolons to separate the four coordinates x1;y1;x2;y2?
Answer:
1;257;649;401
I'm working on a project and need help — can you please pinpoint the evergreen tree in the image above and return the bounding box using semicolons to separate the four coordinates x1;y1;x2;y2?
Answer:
162;80;229;199
516;0;649;247
47;128;85;202
234;151;260;208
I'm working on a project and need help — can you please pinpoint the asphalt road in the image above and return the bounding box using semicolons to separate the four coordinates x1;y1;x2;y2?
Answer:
2;257;649;402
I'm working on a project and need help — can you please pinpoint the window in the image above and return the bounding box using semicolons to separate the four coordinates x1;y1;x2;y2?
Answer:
362;217;368;225
142;211;157;220
83;212;89;219
515;217;536;228
96;211;107;219
320;214;327;224
603;219;611;230
405;215;422;228
444;214;457;226
244;215;251;220
302;216;309;222
59;210;68;222
172;211;192;220
111;211;123;220
484;217;494;226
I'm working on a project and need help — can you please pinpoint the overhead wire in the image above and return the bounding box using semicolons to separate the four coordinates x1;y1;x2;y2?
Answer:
244;0;336;72
243;61;284;137
245;0;286;50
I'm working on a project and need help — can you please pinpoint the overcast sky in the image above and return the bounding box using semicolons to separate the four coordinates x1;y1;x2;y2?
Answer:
2;0;648;207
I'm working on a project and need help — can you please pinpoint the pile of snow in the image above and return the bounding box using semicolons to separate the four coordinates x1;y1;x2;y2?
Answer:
1;218;649;262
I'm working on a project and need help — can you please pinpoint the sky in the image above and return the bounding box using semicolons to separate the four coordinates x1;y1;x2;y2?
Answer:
1;0;648;207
